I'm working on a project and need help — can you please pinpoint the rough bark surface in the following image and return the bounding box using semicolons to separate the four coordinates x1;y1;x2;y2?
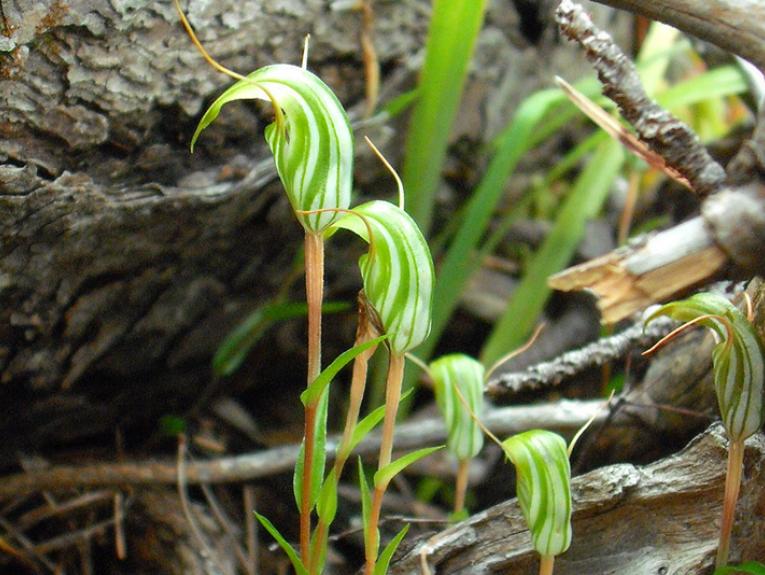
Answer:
0;0;627;458
390;424;765;575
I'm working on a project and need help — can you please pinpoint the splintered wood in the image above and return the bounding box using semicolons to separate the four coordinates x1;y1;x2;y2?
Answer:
549;218;728;324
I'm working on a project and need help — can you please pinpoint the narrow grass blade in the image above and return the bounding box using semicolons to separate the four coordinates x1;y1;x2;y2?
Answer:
359;458;373;544
481;140;624;364
316;468;338;525
213;301;348;377
254;512;307;575
301;335;387;407
293;388;330;511
374;524;410;575
402;0;488;234
714;562;765;575
374;446;443;491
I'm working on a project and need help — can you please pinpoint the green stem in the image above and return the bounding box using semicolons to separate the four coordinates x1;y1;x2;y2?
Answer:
716;437;745;568
301;232;325;566
364;353;406;575
539;554;555;575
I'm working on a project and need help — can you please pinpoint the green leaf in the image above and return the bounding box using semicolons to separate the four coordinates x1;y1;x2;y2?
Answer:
658;65;748;111
402;0;488;234
345;388;415;461
714;561;765;575
213;301;349;377
293;387;330;511
374;446;444;491
373;524;410;575
646;293;765;441
333;201;435;355
502;430;572;557
316;468;338;525
301;335;387;406
158;415;187;437
192;64;353;233
254;512;307;575
481;140;624;364
358;458;373;545
429;354;485;460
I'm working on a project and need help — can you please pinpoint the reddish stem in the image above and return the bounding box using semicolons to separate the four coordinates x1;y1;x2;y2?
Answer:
539;554;555;575
301;232;325;566
309;305;378;574
454;458;470;515
716;437;745;568
364;353;405;575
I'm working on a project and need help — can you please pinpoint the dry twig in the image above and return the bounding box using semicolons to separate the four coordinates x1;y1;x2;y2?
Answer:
556;0;726;198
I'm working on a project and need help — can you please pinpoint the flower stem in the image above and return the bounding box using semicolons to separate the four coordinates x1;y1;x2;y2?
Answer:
454;458;470;515
716;437;745;568
539;554;555;575
301;232;325;566
364;353;406;575
309;300;378;574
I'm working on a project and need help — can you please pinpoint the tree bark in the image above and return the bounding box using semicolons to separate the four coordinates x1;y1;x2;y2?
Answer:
0;0;627;458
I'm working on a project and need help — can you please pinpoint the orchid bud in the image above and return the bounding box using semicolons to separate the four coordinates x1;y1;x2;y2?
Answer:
502;430;572;557
192;64;353;233
429;354;485;460
646;292;765;441
332;200;434;355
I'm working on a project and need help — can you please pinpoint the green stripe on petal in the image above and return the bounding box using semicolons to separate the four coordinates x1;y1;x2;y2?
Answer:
646;293;765;441
429;354;485;460
502;430;572;557
192;64;352;233
332;201;434;355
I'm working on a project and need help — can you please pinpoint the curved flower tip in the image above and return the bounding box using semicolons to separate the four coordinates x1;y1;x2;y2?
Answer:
646;292;765;442
429;354;485;460
192;64;353;233
332;200;434;355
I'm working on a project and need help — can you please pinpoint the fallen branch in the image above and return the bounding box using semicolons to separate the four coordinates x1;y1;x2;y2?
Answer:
0;401;605;497
550;3;765;323
556;0;727;198
390;425;765;574
486;315;676;396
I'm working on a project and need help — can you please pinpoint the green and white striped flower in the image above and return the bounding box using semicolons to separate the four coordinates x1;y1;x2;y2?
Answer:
332;200;434;355
429;354;485;460
502;430;572;557
646;293;765;441
191;64;353;233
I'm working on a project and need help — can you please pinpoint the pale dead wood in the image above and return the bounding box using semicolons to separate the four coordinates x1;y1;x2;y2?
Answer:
587;0;765;73
486;314;678;395
548;218;729;324
0;401;605;496
551;2;765;322
389;425;765;575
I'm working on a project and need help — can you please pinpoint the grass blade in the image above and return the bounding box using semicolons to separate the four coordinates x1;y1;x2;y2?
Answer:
402;0;488;234
254;512;307;575
480;140;624;365
374;524;410;575
213;301;348;377
301;335;387;407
